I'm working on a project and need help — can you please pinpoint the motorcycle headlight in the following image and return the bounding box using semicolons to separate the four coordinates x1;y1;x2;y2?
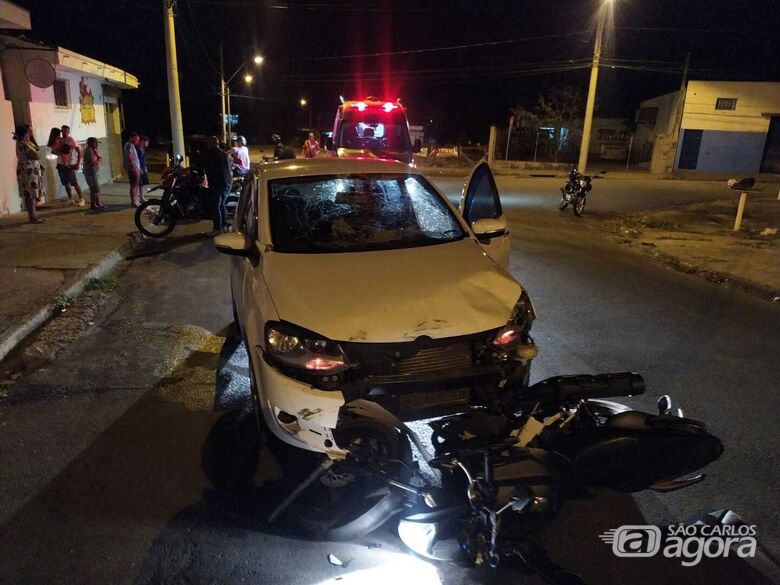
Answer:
491;290;536;350
264;322;349;379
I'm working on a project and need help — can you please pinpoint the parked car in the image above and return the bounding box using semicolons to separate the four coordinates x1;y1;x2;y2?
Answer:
215;157;536;453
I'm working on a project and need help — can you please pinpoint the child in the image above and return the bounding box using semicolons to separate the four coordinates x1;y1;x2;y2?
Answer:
83;137;105;209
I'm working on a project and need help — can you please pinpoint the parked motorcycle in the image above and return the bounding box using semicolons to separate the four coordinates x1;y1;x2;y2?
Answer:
264;372;723;583
135;156;244;238
559;168;592;217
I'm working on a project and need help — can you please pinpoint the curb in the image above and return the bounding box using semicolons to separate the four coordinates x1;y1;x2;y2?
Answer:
0;242;133;365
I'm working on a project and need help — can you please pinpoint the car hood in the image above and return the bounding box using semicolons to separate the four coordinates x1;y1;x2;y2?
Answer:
263;238;522;342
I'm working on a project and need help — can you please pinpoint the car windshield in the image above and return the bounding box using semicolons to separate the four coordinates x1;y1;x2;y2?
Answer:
339;110;411;152
269;174;466;253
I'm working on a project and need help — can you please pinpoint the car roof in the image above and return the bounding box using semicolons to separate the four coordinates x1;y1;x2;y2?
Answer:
256;156;417;182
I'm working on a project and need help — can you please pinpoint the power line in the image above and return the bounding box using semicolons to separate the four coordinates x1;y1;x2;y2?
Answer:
294;31;590;62
183;0;221;75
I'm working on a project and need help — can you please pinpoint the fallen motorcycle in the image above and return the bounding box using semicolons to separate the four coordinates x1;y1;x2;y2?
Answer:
559;168;592;217
265;372;723;583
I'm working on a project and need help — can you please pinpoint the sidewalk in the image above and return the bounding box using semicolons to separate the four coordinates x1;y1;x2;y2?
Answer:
0;182;141;364
607;191;780;300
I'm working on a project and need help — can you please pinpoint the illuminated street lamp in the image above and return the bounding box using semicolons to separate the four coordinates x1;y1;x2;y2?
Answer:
219;47;265;142
300;98;312;127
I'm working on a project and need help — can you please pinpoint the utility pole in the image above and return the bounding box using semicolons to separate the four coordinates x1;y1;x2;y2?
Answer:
578;2;609;173
226;85;232;139
219;43;226;144
670;52;691;150
163;0;186;162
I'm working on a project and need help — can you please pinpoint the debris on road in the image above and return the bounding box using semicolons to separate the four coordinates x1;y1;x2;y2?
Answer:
328;554;344;567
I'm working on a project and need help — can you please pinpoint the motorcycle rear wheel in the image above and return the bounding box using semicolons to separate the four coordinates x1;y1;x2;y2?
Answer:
135;198;176;238
573;196;586;217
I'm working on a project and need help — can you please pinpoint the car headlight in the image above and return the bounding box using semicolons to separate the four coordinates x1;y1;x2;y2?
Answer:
264;321;349;379
491;290;536;350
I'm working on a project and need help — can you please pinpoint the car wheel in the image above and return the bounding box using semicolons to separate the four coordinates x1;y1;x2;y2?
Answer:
201;409;260;490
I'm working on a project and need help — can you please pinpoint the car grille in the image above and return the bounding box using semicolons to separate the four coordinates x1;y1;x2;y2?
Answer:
395;343;473;376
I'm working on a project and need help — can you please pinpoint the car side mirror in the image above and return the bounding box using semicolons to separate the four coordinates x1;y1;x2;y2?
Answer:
471;217;508;240
214;232;256;258
413;138;422;153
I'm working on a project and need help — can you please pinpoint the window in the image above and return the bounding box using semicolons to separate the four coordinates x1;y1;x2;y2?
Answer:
715;98;737;111
268;174;464;253
53;79;70;107
637;107;658;127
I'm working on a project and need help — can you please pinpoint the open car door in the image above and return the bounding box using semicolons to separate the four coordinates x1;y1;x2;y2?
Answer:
459;161;511;269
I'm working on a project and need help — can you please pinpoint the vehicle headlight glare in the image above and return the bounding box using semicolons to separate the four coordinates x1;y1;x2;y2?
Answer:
264;322;348;375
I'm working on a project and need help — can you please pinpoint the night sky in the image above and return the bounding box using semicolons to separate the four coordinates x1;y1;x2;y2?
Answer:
9;0;780;145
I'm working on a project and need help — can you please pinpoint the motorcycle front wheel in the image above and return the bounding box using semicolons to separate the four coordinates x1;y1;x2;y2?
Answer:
289;420;411;541
135;198;177;238
559;197;569;210
573;195;586;217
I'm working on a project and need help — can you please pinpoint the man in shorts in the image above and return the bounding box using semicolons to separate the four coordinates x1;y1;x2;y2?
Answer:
56;125;85;206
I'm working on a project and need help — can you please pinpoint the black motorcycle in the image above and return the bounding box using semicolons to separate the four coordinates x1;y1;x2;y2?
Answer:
559;168;592;217
135;157;243;238
265;372;723;584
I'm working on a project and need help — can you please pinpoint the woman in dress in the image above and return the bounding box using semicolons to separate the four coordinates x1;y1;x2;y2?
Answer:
14;124;46;223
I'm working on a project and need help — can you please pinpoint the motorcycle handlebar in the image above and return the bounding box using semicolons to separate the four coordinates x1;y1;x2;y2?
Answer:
522;372;645;404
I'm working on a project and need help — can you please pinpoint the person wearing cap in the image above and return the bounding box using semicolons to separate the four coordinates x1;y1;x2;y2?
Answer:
228;135;250;176
83;137;105;210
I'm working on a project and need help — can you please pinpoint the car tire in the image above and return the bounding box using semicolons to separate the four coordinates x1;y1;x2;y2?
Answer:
201;409;261;491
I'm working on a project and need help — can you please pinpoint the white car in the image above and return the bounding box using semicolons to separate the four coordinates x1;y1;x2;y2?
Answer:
216;157;536;455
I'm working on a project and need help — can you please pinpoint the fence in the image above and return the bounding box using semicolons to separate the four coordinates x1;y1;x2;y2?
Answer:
492;125;654;169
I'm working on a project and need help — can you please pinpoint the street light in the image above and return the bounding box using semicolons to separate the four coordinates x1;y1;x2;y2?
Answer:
300;98;312;127
219;46;265;142
577;0;612;173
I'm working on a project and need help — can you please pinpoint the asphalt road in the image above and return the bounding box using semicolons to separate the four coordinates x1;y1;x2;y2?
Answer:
0;177;778;585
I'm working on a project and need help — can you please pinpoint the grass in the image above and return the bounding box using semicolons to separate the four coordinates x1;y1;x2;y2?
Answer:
53;294;74;313
86;276;119;293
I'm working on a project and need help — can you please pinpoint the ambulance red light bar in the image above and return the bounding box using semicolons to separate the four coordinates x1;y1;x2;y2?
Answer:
382;102;398;112
353;101;368;111
348;99;400;112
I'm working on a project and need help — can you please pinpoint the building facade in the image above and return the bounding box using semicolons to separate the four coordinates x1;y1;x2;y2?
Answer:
0;28;138;215
638;81;780;174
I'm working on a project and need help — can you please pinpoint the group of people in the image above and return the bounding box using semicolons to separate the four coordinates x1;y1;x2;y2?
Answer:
12;123;107;224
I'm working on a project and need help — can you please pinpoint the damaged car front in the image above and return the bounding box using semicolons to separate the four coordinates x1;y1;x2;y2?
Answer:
221;158;536;456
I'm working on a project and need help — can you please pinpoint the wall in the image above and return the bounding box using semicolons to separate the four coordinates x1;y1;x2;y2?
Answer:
681;81;780;133
24;69;114;200
0;59;20;215
636;90;680;145
676;130;767;173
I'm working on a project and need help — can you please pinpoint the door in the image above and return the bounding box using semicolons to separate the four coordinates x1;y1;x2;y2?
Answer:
760;116;780;174
678;129;703;170
459;161;511;269
232;174;259;326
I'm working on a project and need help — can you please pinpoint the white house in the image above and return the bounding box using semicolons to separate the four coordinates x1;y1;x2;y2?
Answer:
0;22;138;215
637;81;780;174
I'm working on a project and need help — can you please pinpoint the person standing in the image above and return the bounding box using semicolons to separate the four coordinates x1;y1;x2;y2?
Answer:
123;132;143;207
13;124;46;223
201;135;232;235
56;125;85;207
228;135;250;176
136;135;150;185
83;137;105;210
303;132;320;158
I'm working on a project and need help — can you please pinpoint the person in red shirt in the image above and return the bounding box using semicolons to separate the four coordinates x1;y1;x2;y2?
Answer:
303;132;320;158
